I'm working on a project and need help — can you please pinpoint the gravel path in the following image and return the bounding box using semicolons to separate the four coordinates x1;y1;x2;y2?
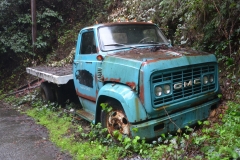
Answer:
0;101;72;160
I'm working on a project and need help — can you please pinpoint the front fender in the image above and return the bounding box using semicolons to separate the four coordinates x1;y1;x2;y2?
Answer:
97;83;148;123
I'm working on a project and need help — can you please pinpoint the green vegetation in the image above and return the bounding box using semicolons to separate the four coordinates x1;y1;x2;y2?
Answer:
0;0;108;91
2;91;240;159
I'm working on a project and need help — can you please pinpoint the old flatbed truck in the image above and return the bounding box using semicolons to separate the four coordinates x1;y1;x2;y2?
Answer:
26;22;220;140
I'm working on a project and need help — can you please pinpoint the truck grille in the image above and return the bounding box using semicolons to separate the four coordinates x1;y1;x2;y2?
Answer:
151;63;216;107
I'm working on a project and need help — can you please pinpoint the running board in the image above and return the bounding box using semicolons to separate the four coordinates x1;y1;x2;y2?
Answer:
76;109;94;122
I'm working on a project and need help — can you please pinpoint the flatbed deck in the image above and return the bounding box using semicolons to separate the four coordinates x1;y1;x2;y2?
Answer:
26;64;73;84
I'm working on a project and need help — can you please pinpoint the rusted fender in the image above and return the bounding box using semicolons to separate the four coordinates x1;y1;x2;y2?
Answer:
97;83;149;123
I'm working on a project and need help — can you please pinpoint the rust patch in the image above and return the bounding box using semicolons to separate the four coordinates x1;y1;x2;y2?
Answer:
155;105;169;111
109;78;121;83
171;47;210;56
139;71;145;104
76;88;96;102
126;82;136;90
139;84;144;104
101;76;105;81
141;58;165;66
112;48;178;61
107;46;210;64
107;109;130;136
104;77;121;83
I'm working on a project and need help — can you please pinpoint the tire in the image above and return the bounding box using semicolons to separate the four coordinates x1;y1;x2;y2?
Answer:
40;82;55;102
53;84;67;107
101;100;131;138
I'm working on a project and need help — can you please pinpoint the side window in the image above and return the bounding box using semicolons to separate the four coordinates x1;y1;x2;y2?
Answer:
80;31;97;54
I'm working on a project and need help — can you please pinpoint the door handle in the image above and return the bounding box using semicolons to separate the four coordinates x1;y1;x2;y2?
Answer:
74;62;79;67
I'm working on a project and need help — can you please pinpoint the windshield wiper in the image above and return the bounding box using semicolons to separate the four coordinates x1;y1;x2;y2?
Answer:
104;43;138;50
104;43;125;46
151;43;170;51
142;41;160;44
142;41;171;46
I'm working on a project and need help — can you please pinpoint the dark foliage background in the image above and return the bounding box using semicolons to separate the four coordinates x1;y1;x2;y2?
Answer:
0;0;108;90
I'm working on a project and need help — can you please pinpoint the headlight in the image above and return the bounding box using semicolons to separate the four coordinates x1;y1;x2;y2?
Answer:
209;75;214;83
163;85;171;94
155;86;162;96
203;76;208;84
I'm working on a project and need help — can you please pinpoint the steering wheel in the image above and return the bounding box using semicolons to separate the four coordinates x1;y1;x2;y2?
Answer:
138;37;151;43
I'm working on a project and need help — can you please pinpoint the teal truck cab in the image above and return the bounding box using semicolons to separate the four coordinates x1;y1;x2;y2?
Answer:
27;22;219;140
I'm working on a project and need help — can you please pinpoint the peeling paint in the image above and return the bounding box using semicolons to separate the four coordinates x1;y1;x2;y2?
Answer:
107;109;131;136
155;105;169;111
139;71;145;104
76;88;96;102
107;46;210;64
126;82;136;90
104;78;121;83
75;70;93;88
110;78;121;82
139;85;144;105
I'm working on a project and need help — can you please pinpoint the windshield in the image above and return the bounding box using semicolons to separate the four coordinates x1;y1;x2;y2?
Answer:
98;24;169;51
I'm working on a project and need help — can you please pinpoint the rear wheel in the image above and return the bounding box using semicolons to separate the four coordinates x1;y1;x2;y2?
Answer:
53;84;67;106
40;82;55;102
101;100;131;138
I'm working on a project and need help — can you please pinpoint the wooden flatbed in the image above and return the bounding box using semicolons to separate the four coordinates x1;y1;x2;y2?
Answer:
26;64;73;84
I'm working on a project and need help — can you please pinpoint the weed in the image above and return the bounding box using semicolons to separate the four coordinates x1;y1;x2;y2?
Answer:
0;90;6;100
100;102;112;112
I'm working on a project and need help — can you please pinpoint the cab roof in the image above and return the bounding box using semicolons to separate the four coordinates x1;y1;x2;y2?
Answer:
82;22;156;30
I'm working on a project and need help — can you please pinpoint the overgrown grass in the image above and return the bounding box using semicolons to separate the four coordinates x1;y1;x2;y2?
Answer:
25;102;122;160
2;92;240;159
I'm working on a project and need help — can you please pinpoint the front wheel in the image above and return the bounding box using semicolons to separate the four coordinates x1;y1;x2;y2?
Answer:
101;100;131;138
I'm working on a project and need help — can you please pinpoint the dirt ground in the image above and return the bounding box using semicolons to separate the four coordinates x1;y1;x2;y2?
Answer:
0;101;72;160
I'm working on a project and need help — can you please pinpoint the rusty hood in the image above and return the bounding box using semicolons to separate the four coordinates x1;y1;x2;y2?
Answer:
109;46;211;62
101;46;215;91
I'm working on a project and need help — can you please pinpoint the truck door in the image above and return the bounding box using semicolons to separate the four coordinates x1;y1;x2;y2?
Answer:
73;30;99;106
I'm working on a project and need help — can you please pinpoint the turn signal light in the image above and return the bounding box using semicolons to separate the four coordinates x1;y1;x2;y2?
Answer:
97;55;104;61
